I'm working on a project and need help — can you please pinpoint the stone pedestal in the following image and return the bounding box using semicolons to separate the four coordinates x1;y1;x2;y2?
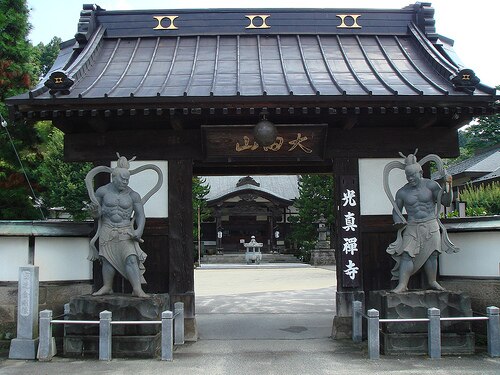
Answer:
332;290;364;339
64;293;169;358
368;290;475;355
311;215;335;266
310;249;336;266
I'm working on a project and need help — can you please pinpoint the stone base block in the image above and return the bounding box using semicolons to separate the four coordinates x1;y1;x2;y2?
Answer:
8;338;39;359
64;293;169;358
331;316;352;340
64;334;160;358
185;317;198;342
368;290;472;333
381;331;475;355
66;293;170;336
310;249;336;266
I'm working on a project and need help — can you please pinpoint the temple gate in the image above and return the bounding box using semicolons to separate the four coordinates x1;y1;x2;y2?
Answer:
7;3;498;339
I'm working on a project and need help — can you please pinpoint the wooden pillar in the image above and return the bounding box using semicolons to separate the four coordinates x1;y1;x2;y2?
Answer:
168;159;196;340
268;210;273;252
332;156;364;339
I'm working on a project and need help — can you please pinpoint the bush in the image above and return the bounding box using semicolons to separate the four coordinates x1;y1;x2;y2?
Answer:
459;182;500;216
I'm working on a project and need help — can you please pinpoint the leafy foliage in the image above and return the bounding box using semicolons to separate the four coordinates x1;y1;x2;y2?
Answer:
459;182;500;216
34;37;62;77
35;124;92;220
0;1;71;219
0;0;36;103
288;175;334;259
0;0;46;219
460;114;500;154
453;85;500;163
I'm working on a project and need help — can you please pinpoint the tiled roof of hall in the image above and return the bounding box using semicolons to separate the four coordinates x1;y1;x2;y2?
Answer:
6;3;498;112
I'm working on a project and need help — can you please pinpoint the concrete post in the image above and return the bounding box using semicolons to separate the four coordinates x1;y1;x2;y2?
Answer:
9;266;40;359
352;300;362;343
487;306;499;357
37;310;56;361
367;309;380;359
63;303;70;337
428;307;441;359
174;302;185;345
99;310;112;361
161;310;173;361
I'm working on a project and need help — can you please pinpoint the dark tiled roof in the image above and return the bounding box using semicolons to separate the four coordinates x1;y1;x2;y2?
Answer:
446;147;500;176
205;175;298;202
472;167;500;184
10;4;497;104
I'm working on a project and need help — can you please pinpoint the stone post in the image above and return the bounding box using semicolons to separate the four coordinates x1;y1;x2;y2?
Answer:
37;310;56;361
99;310;112;361
487;306;499;357
367;309;380;359
9;266;40;359
428;307;441;359
161;310;173;361
352;300;362;343
174;302;185;345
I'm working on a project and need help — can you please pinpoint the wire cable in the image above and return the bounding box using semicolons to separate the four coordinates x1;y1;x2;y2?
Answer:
1;113;46;219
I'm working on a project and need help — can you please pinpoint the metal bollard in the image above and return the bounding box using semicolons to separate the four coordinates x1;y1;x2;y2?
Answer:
428;307;441;359
99;310;112;361
352;300;362;343
161;310;173;361
487;306;499;357
367;309;380;359
38;310;55;361
174;302;185;345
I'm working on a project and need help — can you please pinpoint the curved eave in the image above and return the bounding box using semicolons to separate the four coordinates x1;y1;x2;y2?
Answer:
207;186;293;207
6;5;499;119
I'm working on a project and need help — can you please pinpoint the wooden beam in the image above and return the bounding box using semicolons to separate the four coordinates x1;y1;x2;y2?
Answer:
64;129;202;162
414;115;437;129
325;127;459;158
342;117;357;130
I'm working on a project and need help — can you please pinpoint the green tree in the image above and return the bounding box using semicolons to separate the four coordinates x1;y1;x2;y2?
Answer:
288;174;334;258
34;36;62;77
0;0;36;105
457;85;499;156
192;176;211;240
35;124;92;220
0;0;43;219
461;114;499;153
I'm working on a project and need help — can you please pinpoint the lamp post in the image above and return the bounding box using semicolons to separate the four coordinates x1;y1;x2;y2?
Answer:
217;226;223;254
274;226;280;254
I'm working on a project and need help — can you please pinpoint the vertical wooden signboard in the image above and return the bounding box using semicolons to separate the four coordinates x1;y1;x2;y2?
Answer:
339;176;361;288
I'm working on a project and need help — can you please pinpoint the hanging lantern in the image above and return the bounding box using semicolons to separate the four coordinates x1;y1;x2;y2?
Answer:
253;111;277;147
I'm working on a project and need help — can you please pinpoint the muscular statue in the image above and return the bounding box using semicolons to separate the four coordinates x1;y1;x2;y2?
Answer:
384;150;459;293
85;155;163;298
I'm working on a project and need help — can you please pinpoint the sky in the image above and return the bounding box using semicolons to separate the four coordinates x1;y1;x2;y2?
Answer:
27;0;499;88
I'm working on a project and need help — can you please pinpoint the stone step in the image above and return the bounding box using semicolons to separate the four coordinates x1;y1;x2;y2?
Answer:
201;253;301;264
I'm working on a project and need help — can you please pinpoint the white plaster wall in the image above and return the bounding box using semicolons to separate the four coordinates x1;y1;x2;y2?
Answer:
0;237;30;281
440;231;500;277
34;237;92;281
111;160;168;218
359;158;407;216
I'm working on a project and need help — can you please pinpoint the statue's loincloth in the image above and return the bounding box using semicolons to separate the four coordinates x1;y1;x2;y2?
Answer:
386;218;441;280
98;222;147;283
